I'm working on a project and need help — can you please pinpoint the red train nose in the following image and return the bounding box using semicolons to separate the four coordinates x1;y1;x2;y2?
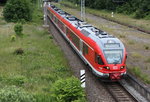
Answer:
110;73;121;80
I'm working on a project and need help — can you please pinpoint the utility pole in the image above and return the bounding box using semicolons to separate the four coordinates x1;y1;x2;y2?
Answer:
81;0;85;21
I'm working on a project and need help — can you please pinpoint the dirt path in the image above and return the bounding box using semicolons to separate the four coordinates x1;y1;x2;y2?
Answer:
53;4;150;86
48;20;115;102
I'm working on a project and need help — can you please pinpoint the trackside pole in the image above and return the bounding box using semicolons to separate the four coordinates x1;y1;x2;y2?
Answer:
43;1;49;27
80;70;86;88
111;12;114;17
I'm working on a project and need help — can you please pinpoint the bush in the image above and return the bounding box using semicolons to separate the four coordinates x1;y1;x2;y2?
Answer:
0;0;7;4
14;48;24;55
10;34;16;42
14;23;23;36
0;86;36;102
3;0;32;22
51;77;85;102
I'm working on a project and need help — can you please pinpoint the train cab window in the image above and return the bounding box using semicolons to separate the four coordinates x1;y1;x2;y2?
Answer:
95;53;104;65
83;43;88;55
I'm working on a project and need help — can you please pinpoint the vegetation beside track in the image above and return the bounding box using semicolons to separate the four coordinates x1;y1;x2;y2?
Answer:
0;2;86;101
60;1;150;33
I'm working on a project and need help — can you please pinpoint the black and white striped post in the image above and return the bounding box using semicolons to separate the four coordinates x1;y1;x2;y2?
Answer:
80;70;85;88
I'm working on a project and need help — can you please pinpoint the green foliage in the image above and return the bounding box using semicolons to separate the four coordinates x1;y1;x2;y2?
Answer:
10;34;16;42
14;48;24;55
129;67;150;84
0;0;7;4
14;23;23;37
51;77;85;102
3;0;32;22
131;67;141;77
0;86;36;102
144;45;149;50
66;0;150;19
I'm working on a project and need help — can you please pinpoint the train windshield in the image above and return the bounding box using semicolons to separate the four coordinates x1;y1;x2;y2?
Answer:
104;50;123;64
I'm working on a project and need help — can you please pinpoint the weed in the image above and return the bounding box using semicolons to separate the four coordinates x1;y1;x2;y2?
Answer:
49;35;53;39
0;86;36;102
119;35;126;38
14;48;24;55
6;75;27;86
145;58;150;63
130;67;141;77
10;34;16;42
129;67;150;84
144;45;149;50
128;40;135;45
131;52;142;59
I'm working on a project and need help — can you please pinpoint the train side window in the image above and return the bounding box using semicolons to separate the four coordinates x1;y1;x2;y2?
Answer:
83;43;88;55
66;28;71;35
70;32;80;49
95;53;104;65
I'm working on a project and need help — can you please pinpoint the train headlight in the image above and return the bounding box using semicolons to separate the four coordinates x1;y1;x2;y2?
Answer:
120;66;125;69
103;66;110;70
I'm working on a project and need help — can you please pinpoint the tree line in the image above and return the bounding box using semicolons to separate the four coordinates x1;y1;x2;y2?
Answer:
66;0;150;19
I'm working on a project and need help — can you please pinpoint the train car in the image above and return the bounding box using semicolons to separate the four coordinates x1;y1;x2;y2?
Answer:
46;4;127;81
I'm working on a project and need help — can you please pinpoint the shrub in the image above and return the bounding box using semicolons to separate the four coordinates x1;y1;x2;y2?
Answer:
3;0;32;22
51;77;85;102
7;75;27;86
14;23;23;36
0;86;36;102
10;34;16;42
144;45;149;50
14;48;24;55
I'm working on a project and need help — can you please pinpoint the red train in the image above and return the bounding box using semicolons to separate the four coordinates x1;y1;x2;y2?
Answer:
46;4;127;81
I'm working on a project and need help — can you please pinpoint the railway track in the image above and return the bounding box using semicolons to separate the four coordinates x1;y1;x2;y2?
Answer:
103;82;137;102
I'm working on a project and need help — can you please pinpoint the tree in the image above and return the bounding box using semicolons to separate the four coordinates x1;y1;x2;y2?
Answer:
3;0;32;22
0;0;7;4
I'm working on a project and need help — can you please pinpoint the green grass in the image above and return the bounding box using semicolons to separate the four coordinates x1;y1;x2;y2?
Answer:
131;52;142;59
145;58;150;63
60;1;150;32
129;67;150;84
0;5;73;101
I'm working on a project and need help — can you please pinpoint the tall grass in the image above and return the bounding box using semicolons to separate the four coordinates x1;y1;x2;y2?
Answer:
0;3;74;101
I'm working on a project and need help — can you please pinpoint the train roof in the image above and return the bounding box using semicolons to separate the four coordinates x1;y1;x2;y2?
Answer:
48;4;125;50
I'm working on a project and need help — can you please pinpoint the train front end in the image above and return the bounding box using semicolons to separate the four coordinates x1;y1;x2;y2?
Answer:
96;38;127;81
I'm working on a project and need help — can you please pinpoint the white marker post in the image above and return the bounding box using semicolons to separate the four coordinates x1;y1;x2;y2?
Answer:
111;12;114;17
43;2;49;27
80;70;85;88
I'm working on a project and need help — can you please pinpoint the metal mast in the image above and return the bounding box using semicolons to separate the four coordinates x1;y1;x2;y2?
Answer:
81;0;85;21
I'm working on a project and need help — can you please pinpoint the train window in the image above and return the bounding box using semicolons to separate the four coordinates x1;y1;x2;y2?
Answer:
95;53;104;65
66;28;71;35
83;43;88;55
70;32;80;49
81;29;90;36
